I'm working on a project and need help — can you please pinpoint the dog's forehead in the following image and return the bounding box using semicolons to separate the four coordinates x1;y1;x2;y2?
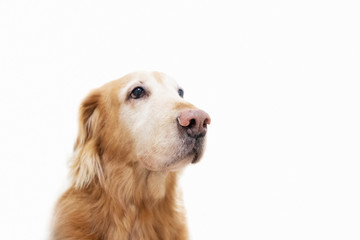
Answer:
122;71;179;91
139;71;178;88
152;72;179;88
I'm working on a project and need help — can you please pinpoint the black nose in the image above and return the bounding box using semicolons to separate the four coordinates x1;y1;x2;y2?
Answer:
177;109;211;138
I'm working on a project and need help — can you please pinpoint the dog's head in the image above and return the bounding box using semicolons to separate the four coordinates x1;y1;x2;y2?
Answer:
71;71;211;188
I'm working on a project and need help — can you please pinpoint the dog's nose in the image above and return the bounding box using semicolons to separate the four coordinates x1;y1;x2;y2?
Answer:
178;109;211;138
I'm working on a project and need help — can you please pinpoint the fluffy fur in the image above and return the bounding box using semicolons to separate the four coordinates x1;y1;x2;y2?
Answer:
51;71;210;240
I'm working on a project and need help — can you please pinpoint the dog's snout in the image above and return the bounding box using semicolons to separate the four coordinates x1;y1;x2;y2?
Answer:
178;109;211;138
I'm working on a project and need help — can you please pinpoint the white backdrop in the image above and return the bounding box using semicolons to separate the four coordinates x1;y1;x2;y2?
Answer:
1;0;359;239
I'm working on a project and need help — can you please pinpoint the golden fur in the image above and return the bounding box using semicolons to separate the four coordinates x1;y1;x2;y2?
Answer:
51;72;210;240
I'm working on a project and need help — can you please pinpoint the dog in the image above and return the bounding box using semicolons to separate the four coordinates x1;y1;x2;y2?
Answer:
51;71;211;240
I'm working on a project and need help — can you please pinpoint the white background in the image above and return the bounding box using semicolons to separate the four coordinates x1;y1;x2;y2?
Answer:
1;0;359;239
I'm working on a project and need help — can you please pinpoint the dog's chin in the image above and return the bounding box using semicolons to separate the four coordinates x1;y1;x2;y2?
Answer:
142;151;201;172
166;155;195;172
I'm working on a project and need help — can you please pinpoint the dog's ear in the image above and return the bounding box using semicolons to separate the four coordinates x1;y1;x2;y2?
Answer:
70;90;104;189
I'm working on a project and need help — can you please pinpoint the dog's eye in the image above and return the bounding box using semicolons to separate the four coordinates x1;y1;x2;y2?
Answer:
130;87;145;99
178;89;184;98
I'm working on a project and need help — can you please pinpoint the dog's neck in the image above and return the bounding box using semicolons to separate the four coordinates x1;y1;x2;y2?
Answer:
69;156;187;239
100;156;179;207
145;170;169;200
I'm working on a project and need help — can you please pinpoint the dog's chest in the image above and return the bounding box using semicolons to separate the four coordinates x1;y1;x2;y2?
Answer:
106;204;188;240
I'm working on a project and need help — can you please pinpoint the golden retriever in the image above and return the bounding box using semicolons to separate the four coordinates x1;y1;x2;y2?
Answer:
51;71;211;240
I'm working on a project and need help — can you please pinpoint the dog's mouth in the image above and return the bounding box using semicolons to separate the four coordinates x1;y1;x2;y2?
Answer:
164;136;205;170
191;151;199;164
184;136;205;164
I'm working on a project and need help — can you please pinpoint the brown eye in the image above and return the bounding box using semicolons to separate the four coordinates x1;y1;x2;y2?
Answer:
178;89;184;98
130;87;145;99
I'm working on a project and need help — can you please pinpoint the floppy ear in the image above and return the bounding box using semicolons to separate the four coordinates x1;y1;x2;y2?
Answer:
70;90;104;189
